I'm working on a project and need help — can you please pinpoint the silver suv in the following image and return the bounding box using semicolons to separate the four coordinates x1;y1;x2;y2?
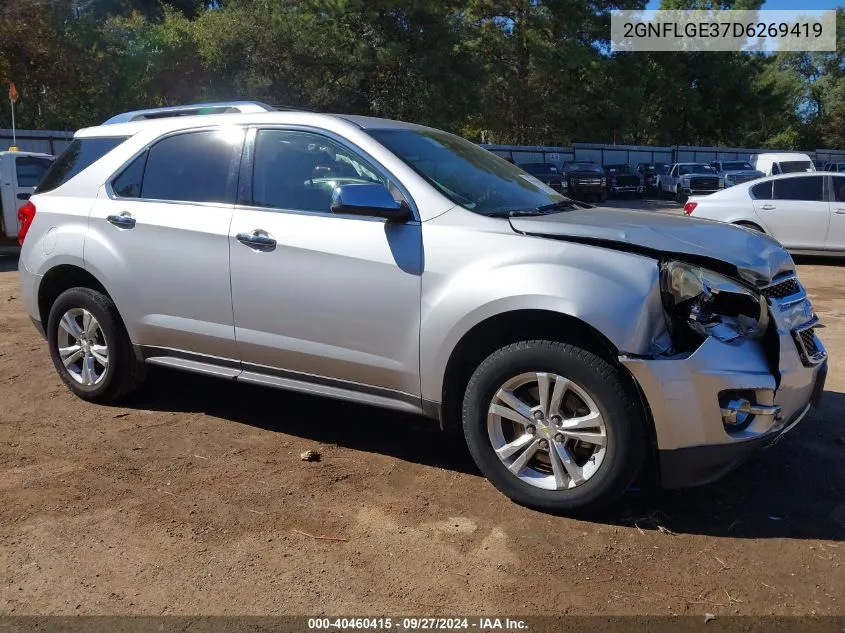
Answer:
18;102;827;513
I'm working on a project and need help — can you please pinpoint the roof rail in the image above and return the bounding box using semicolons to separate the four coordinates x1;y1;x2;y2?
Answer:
102;101;277;125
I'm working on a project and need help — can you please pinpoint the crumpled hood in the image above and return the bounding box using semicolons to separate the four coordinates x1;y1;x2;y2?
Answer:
509;207;793;285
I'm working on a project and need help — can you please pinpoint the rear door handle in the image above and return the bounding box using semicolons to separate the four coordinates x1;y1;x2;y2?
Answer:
236;229;276;250
835;209;845;215
760;204;776;210
106;212;136;228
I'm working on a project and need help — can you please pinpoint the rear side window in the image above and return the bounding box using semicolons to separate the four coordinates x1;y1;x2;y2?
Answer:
773;176;823;202
112;152;148;199
833;176;845;203
36;137;127;193
139;129;244;204
750;180;772;199
16;157;53;187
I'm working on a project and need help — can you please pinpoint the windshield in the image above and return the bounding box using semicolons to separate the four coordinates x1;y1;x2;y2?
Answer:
721;161;754;171
678;164;716;175
642;163;666;172
604;165;631;173
15;156;53;187
520;163;559;175
778;160;814;174
564;162;601;171
368;129;566;216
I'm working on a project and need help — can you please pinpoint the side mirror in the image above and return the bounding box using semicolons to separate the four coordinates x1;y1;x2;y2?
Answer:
330;183;409;222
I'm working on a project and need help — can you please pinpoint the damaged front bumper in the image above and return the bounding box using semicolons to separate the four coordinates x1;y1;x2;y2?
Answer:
621;274;828;489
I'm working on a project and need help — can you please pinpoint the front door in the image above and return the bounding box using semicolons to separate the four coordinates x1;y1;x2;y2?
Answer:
229;128;422;403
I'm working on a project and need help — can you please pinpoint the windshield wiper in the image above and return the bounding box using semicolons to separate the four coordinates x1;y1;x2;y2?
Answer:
505;200;577;217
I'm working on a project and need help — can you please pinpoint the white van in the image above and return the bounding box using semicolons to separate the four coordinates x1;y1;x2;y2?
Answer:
0;150;54;246
750;152;815;176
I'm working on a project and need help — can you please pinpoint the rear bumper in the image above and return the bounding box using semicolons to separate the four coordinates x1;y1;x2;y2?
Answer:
18;256;42;330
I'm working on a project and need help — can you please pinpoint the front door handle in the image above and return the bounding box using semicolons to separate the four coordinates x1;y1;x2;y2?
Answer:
835;209;845;215
107;212;136;228
760;204;776;210
236;229;276;250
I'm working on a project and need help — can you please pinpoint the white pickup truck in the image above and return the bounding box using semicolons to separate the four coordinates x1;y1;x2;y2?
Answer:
659;162;723;204
0;150;54;251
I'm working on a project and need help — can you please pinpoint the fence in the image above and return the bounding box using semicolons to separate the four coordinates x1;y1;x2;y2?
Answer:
3;127;845;168
1;129;74;155
482;142;845;169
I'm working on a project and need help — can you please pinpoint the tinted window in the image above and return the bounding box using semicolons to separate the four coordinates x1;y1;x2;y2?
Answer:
520;163;559;175
773;176;823;202
36;137;127;193
15;156;53;187
604;165;631;173
141;129;244;203
778;161;814;174
750;180;772;200
253;130;384;213
111;152;148;198
833;176;845;203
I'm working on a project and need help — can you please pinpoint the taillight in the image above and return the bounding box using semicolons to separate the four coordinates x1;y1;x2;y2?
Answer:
17;200;36;245
683;201;697;215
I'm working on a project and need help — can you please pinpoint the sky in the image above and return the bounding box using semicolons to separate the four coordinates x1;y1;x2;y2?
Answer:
645;0;842;8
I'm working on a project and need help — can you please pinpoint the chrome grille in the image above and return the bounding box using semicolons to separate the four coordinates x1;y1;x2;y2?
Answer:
763;277;800;300
792;325;827;367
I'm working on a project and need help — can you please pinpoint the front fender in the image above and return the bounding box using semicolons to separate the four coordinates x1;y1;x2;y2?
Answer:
418;238;667;403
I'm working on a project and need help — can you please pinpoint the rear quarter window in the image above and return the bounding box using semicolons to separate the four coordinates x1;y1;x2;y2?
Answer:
36;137;128;194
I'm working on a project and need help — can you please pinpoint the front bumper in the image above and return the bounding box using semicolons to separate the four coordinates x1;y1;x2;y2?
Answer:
622;293;827;488
610;185;643;194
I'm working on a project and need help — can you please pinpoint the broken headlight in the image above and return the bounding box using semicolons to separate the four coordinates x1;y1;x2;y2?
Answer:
660;261;769;347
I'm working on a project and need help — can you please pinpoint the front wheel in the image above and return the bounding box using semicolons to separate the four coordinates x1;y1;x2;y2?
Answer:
676;187;687;205
47;287;146;403
461;340;646;514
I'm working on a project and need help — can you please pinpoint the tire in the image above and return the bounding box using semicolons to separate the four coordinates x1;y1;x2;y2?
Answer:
461;340;646;515
676;187;687;205
47;287;146;403
599;191;608;203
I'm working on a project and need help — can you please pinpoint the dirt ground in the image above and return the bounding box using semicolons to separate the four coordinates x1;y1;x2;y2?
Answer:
1;252;843;617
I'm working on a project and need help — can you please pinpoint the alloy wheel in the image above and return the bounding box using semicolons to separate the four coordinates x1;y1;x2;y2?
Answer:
55;308;109;386
487;372;607;491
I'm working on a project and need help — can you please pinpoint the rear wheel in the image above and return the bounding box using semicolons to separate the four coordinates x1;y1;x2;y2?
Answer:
461;340;646;514
47;287;146;403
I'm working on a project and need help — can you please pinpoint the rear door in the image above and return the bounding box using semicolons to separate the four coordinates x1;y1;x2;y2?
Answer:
828;175;845;251
1;154;52;239
752;175;829;249
86;127;245;361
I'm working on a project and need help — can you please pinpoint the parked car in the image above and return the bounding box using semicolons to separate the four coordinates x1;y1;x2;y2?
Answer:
823;162;845;173
709;160;764;187
659;163;722;203
683;172;844;255
561;160;606;202
0;150;53;248
519;162;567;194
635;162;668;194
19;102;827;514
603;164;643;198
750;152;815;176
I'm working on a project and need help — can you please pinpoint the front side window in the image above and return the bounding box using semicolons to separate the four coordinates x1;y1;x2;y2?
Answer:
251;130;385;213
140;129;245;204
15;156;53;187
36;137;127;193
773;176;823;202
368;128;566;216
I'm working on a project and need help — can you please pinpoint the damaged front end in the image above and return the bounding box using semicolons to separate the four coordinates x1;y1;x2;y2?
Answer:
622;261;827;489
